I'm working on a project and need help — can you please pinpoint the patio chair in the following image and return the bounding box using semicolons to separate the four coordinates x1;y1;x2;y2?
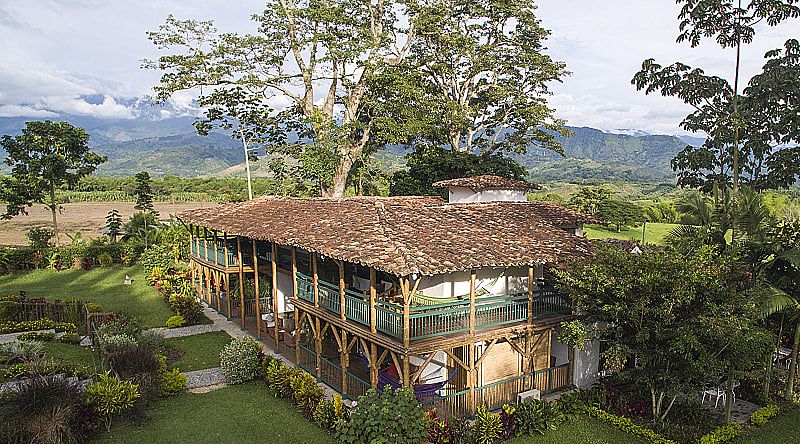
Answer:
702;387;725;408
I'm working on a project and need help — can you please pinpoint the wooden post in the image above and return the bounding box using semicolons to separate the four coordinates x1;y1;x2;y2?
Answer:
527;266;534;324
341;329;348;394
468;343;476;413
402;353;411;388
212;231;218;265
271;243;279;348
294;307;301;365
237;237;245;329
402;278;410;348
252;239;261;339
338;260;346;321
469;270;477;336
202;227;208;261
223;233;229;268
225;272;231;318
369;268;377;333
312;254;319;307
370;342;378;387
292;247;298;301
215;270;222;310
314;317;322;379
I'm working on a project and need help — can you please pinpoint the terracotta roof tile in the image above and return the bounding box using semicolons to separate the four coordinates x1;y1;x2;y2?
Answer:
178;196;593;276
432;175;542;191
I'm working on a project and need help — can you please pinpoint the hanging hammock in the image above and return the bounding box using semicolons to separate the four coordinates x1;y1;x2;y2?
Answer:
360;352;458;400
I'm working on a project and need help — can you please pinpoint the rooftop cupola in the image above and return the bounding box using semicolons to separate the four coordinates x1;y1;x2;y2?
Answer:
431;175;541;204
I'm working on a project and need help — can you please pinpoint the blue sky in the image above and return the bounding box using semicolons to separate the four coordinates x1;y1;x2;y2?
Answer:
0;0;797;135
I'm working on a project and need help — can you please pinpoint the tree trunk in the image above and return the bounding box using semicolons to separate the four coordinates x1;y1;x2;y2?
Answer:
49;184;60;245
786;321;800;400
725;373;734;423
324;153;357;198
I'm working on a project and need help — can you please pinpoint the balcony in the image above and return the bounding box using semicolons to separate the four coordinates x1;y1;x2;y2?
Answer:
295;272;571;342
190;238;239;267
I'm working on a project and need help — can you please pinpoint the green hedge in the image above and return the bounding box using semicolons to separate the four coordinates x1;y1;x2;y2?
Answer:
749;404;780;426
584;406;676;444
698;423;742;444
0;319;77;334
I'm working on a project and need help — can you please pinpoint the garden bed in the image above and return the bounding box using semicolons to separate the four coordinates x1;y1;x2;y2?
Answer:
90;381;336;444
506;414;646;444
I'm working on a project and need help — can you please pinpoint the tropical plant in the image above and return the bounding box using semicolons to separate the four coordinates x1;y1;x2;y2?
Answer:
159;368;188;397
472;405;503;444
85;371;140;431
105;209;123;243
336;387;428;444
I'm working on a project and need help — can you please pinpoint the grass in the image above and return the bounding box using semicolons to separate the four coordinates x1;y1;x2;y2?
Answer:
734;406;800;443
584;222;679;245
0;266;173;328
506;415;646;444
166;331;232;372
91;382;336;444
42;341;101;371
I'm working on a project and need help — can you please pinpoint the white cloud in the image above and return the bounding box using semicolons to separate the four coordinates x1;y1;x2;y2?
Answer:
0;105;57;118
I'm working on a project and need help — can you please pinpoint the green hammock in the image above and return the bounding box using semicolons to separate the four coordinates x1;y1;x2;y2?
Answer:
409;270;507;306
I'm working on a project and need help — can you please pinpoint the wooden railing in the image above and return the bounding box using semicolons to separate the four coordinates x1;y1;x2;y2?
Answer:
190;239;237;266
296;273;314;303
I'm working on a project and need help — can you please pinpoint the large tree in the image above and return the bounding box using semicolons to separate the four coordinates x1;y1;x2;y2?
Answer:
632;0;800;193
146;0;567;197
0;121;105;244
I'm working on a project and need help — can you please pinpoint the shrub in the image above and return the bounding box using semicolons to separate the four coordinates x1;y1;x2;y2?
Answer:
220;337;262;384
263;358;298;398
585;406;676;444
57;332;81;345
27;227;55;250
168;295;202;324
1;363;31;380
85;302;103;313
166;315;187;328
27;357;91;380
137;330;167;355
514;399;565;436
472;405;503;444
159;368;188;397
17;331;56;342
336;387;428;444
85;372;140;431
0;375;97;444
0;319;77;334
290;370;324;416
97;252;114;267
750;404;779;426
0;300;20;321
96;318;140;339
313;394;345;430
99;334;138;353
140;246;176;274
699;423;742;444
500;404;517;438
1;340;45;363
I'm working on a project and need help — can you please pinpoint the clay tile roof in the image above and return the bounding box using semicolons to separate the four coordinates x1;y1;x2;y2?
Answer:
178;196;594;276
432;175;542;191
525;201;605;226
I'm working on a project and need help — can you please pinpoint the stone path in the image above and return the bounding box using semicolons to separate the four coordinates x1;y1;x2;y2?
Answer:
146;323;222;339
185;367;226;390
0;329;56;344
696;395;760;424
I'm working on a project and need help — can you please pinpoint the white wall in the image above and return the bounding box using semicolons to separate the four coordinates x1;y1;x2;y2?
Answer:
573;340;600;388
275;270;295;314
448;186;527;203
410;351;448;384
415;267;534;299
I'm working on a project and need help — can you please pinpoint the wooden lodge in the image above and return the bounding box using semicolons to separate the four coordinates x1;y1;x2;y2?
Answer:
179;175;602;416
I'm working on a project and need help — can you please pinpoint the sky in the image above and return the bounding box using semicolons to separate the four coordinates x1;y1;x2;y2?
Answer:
0;0;797;135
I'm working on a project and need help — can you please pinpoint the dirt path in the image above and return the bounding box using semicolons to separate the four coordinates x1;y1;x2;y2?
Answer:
0;201;218;246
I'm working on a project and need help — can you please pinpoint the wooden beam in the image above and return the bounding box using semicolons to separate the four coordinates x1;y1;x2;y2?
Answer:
389;351;404;383
369;268;377;333
312;253;319;307
475;338;499;368
504;334;530;359
444;349;469;371
237;237;245;329
527;266;534;324
411;352;437;384
469;270;476;335
271;243;279;348
330;324;342;350
252;239;261;339
338;260;346;322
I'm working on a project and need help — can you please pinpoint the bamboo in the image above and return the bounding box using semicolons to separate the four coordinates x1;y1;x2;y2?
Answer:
338;260;346;321
312;254;319;307
272;243;279;348
527;266;534;324
469;270;476;335
237;237;245;329
369;268;377;333
252;239;261;339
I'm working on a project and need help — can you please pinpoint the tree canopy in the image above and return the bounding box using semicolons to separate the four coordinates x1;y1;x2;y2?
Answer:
0;121;105;243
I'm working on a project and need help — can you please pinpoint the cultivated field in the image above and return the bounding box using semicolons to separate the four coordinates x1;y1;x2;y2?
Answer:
0;201;217;246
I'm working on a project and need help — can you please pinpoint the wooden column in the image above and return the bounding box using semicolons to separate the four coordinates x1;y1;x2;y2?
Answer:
402;278;410;348
468;343;476;413
212;231;218;265
338;260;346;321
271;243;279;348
252;239;261;339
402;353;411;388
312;254;319;307
341;329;349;394
469;270;477;336
237;237;245;329
369;268;377;333
202;227;208;261
527;266;534;324
223;233;229;267
294;308;301;365
314;317;322;379
370;342;378;387
291;247;298;301
226;272;231;318
215;270;222;309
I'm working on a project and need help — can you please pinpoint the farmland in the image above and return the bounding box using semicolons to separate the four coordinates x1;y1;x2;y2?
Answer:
0;201;216;246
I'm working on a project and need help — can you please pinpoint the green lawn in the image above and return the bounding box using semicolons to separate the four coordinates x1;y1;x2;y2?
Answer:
734;407;800;443
584;222;678;245
0;266;173;328
166;331;232;372
91;382;336;444
43;341;101;371
506;415;646;444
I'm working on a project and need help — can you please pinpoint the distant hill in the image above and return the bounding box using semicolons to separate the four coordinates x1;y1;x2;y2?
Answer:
0;114;693;181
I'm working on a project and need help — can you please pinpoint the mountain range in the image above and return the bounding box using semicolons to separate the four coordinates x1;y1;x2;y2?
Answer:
0;113;701;182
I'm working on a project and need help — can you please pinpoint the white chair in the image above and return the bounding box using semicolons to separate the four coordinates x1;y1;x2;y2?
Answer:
702;387;725;408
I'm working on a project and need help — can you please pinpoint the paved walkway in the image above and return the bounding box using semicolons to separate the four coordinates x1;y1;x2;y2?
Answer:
697;394;760;424
146;323;222;339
